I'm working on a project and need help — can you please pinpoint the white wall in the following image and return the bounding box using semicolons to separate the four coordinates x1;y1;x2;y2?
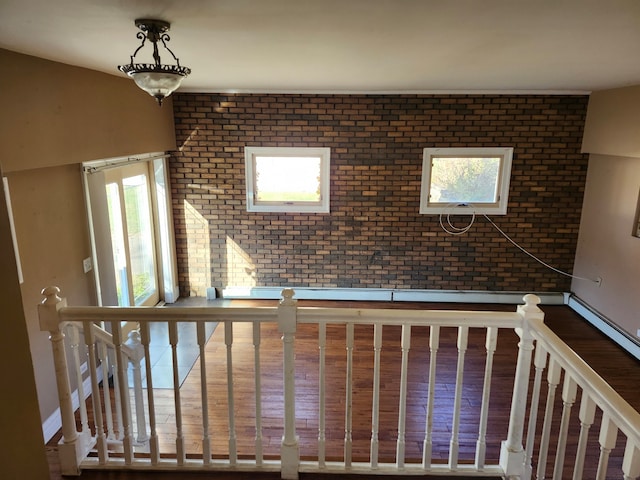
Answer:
574;85;640;338
572;155;640;337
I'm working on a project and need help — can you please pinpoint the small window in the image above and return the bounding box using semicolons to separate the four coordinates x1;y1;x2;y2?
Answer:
245;146;330;213
419;147;513;215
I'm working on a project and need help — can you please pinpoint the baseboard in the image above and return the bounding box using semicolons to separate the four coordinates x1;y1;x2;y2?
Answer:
567;295;640;361
221;286;565;304
222;286;393;301
392;289;564;304
42;364;102;443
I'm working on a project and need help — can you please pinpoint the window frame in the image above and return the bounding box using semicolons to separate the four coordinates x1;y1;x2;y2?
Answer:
419;147;513;215
244;146;330;213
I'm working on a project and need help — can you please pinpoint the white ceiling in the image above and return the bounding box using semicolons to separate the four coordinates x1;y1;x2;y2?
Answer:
1;0;640;94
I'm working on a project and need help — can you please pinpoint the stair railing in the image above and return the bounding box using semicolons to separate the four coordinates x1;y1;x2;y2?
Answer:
39;286;640;479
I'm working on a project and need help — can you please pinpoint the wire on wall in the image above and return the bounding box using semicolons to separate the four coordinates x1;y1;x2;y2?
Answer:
438;204;600;284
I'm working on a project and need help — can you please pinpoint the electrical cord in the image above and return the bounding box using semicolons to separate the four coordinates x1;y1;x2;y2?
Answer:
438;204;600;284
438;204;476;235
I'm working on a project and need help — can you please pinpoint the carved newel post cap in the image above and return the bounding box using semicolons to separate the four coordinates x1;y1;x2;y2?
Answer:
521;294;541;311
280;288;296;306
38;286;67;332
41;286;62;305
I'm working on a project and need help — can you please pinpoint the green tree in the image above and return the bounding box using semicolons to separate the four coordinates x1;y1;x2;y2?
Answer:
432;157;499;203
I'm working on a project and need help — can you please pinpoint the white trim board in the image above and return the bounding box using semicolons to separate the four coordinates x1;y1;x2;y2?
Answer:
222;286;393;301
567;295;640;361
221;286;565;304
392;289;563;304
222;286;638;358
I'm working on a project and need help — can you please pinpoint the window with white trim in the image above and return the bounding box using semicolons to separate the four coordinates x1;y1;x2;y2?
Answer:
419;147;513;215
244;146;330;213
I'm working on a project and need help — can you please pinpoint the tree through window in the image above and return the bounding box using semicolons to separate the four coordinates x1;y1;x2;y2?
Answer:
420;147;513;215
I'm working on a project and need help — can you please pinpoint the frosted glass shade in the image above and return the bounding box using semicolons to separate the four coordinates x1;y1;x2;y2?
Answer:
130;71;186;104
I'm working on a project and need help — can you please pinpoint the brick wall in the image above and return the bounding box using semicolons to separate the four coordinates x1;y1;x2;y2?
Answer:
170;94;588;296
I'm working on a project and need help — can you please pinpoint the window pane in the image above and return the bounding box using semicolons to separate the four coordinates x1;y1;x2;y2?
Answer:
122;174;157;305
255;156;321;203
431;156;500;203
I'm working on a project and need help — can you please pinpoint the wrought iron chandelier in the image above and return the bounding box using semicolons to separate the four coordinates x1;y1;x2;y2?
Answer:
118;19;191;106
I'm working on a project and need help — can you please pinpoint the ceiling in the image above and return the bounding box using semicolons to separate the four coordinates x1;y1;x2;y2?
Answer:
1;0;640;94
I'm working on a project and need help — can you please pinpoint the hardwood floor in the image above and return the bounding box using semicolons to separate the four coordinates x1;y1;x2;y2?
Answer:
47;300;640;479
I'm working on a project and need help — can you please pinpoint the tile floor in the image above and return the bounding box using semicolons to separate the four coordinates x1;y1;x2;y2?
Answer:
125;297;230;389
134;320;217;388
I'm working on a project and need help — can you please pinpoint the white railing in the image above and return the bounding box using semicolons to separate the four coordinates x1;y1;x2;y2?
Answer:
525;321;640;480
39;286;640;479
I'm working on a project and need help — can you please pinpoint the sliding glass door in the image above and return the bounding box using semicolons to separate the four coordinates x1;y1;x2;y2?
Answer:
104;163;159;306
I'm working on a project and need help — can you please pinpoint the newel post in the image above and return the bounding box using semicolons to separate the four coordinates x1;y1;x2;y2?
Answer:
38;287;91;475
278;288;299;480
500;294;544;480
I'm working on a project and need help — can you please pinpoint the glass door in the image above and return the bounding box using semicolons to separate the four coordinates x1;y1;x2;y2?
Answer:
104;163;159;306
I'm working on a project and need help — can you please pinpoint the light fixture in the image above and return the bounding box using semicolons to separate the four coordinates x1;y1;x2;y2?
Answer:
118;19;191;106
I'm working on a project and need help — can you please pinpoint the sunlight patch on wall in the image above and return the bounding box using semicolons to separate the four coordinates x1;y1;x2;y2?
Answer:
178;127;200;152
184;199;210;296
226;235;256;288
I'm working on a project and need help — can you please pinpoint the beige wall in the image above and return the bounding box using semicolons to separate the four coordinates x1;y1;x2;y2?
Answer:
0;48;176;173
0;49;176;424
7;164;96;420
574;86;640;337
0;167;49;480
581;85;640;159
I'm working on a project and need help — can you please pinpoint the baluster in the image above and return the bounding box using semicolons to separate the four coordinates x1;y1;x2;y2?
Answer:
278;288;299;480
475;326;498;469
396;323;411;469
225;321;237;465
622;438;640;480
98;341;116;440
500;294;541;479
344;322;355;468
68;323;90;435
253;321;263;466
596;414;618;480
83;321;108;464
112;320;134;464
139;322;159;465
537;358;562;480
197;321;212;465
128;328;148;444
449;325;469;469
524;343;548;479
423;325;440;468
370;323;382;469
111;349;124;441
318;322;327;468
169;321;185;465
552;374;577;480
572;393;596;480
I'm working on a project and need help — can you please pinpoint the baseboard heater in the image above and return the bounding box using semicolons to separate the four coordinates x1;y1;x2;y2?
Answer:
567;294;640;361
218;286;639;360
218;286;566;305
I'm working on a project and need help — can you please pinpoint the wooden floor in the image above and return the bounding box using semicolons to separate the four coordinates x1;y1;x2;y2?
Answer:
47;300;640;479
